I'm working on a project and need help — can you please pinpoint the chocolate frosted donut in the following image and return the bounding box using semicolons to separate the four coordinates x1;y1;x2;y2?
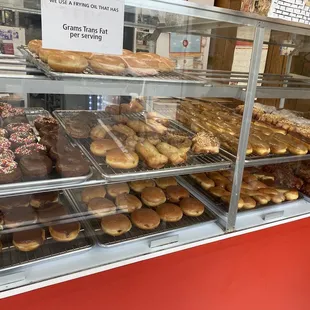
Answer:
9;132;36;149
13;228;45;252
30;191;59;208
0;159;22;184
49;222;80;242
34;116;58;130
71;112;97;128
20;154;52;178
40;134;68;151
0;194;31;210
38;124;61;137
4;207;38;228
66;120;90;139
37;202;68;223
56;155;90;177
14;143;47;160
3;115;28;126
6;123;32;134
49;143;80;161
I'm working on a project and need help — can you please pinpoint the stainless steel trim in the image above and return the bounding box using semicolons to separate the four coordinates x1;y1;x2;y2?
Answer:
227;27;265;232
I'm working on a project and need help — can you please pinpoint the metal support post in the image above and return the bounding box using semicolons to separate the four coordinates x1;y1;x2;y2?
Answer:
226;27;265;231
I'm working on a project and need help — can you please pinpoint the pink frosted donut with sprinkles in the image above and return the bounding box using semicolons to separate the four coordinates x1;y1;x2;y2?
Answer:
0;137;11;150
6;123;32;134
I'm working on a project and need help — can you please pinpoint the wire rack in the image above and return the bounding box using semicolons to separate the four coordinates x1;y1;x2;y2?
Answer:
53;110;232;182
18;46;203;84
178;176;303;218
67;182;216;247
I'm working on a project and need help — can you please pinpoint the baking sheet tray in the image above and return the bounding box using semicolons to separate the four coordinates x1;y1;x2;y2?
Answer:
177;175;303;218
67;181;216;247
53;110;232;182
18;45;203;84
0;108;93;195
0;192;94;272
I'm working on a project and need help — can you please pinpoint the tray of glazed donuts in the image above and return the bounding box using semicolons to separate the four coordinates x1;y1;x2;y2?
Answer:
19;42;201;83
53;109;231;182
0;191;93;272
0;106;92;194
67;177;216;247
177;170;301;217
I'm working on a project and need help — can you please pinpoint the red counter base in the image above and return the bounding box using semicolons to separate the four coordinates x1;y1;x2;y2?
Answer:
2;218;310;310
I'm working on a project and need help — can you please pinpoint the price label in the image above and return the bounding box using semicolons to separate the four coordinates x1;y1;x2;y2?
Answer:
41;0;124;54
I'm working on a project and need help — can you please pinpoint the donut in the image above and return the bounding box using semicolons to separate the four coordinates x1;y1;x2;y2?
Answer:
34;116;58;130
105;148;139;169
156;203;183;222
39;48;60;62
4;207;38;228
6;123;32;134
131;208;160;230
90;139;118;157
0;159;22;184
37;202;68;223
129;179;155;193
101;214;132;236
90;124;109;141
89;55;126;75
49;222;80;242
40;134;68;151
1;107;25;119
19;154;53;178
48;53;88;73
66;120;90;139
106;183;129;198
28;39;42;54
30;191;59;208
9;132;36;149
87;197;116;217
166;185;189;203
70;111;98;128
141;187;166;207
14;143;47;160
0;195;30;210
0;149;15;161
13;228;45;252
49;143;80;161
0;137;11;150
0;128;8;138
154;177;177;189
180;197;205;217
3;115;28;126
38;124;61;137
81;186;106;203
56;155;90;177
115;193;142;213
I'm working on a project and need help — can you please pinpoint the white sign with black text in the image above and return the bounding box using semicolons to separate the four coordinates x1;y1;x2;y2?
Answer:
41;0;124;54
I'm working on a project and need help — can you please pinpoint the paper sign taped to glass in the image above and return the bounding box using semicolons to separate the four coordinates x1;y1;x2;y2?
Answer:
41;0;124;54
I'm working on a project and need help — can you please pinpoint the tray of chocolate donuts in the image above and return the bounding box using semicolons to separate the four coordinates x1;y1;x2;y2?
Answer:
20;41;201;82
67;177;216;247
177;170;302;217
53;109;231;182
0;106;93;194
0;191;93;272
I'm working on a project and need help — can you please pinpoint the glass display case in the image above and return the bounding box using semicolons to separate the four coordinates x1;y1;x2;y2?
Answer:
0;0;309;298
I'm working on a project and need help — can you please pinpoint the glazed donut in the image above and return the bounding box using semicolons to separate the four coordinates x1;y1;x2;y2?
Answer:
270;193;286;204
90;124;110;141
190;173;215;190
284;189;299;201
28;39;42;54
240;195;256;209
141;187;166;207
81;186;106;203
106;148;139;169
101;214;132;236
129;179;155;193
208;187;230;198
131;208;160;230
90;139;118;157
221;194;244;209
115;193;142;213
154;177;177;189
156;203;183;222
180;197;205;217
87;197;116;217
166;185;189;203
48;53;88;73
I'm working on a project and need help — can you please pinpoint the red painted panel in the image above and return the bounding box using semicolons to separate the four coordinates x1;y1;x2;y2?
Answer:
2;218;310;310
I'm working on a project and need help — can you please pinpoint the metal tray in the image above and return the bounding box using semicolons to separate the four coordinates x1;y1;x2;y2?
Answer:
53;110;232;182
18;45;203;84
177;175;303;218
0;192;94;272
67;181;216;247
0;108;93;196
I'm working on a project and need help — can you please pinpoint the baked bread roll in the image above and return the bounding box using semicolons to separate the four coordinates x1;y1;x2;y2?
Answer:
240;195;256;209
180;197;205;216
127;120;154;133
90;139;118;157
13;228;45;252
272;133;308;155
258;188;279;196
247;180;268;190
166;185;189;203
131;208;160;230
251;193;271;205
129;179;155;193
284;189;299;201
190;173;215;190
270;193;285;204
145;119;168;134
81;186;106;203
106;148;139;169
156;203;183;222
135;140;168;169
248;135;270;156
48;53;88;73
89;55;126;75
28;39;42;54
39;48;60;62
155;177;177;189
122;55;158;76
221;194;244;209
156;142;187;165
101;214;132;236
49;222;80;242
115;193;142;213
208;187;230;198
107;183;129;198
87;197;116;217
141;187;166;207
